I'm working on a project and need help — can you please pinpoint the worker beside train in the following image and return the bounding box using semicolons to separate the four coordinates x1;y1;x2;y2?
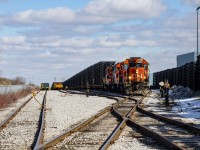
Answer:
159;80;170;107
164;80;170;107
159;81;164;98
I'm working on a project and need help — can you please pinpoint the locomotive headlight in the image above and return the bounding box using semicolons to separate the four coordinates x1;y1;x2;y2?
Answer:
129;76;132;79
144;77;146;79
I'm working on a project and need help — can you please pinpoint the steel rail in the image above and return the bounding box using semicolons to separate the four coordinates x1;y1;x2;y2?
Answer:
127;118;185;150
100;117;128;150
108;93;184;150
35;95;127;150
100;96;145;150
33;90;47;150
60;89;128;100
0;91;40;131
35;106;112;150
123;94;200;150
101;93;185;150
137;105;200;135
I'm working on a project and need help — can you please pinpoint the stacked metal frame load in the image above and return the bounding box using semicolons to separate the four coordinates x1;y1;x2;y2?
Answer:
63;61;115;90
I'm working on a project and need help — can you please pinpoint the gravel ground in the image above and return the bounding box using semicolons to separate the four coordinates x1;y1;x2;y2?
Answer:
108;95;163;150
108;125;162;150
44;91;117;142
0;91;45;149
133;102;200;149
0;94;32;123
53;112;119;150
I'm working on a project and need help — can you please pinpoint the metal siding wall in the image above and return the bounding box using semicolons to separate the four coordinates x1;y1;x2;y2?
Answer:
177;52;196;67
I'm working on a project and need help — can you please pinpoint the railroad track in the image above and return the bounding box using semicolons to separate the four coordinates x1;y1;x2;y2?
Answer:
54;91;200;150
1;90;199;149
0;91;39;131
128;102;200;150
33;92;129;149
0;90;46;149
34;91;152;150
33;90;47;149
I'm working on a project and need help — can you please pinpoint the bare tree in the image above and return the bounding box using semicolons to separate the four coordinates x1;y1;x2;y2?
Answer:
11;76;26;85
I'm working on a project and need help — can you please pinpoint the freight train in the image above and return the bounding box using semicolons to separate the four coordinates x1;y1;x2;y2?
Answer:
63;57;149;94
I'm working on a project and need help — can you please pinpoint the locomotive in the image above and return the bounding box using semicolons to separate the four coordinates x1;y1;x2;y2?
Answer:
104;57;149;94
63;57;149;94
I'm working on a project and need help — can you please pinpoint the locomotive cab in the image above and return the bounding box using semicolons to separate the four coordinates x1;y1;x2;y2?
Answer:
125;57;149;94
128;58;149;83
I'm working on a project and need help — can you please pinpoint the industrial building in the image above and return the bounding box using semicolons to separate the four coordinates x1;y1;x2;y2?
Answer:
177;52;197;67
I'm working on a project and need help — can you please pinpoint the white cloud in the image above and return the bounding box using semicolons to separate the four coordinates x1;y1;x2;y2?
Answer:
181;0;200;6
0;36;26;45
3;7;75;26
1;0;166;26
1;0;198;84
50;63;72;69
123;38;157;47
83;0;165;19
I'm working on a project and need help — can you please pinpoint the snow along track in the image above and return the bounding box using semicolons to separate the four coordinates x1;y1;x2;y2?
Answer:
0;91;45;149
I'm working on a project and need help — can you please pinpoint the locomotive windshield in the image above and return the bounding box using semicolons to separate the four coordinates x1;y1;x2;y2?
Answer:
129;62;135;67
129;62;143;68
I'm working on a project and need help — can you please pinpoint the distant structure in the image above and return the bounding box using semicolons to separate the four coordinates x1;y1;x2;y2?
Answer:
149;73;153;86
177;52;197;67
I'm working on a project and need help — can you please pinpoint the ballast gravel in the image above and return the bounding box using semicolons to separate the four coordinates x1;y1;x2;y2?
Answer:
108;126;160;150
0;94;32;123
44;91;116;142
0;91;45;149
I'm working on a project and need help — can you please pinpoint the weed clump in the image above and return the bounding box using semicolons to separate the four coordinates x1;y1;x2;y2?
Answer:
0;87;37;108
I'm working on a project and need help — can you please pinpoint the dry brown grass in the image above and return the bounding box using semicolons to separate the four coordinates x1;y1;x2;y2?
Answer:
0;87;37;109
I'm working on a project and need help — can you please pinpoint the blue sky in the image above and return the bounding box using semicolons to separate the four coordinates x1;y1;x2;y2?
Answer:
0;0;90;12
0;0;200;85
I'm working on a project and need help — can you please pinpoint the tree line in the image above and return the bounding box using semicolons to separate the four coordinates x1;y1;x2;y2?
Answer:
0;76;26;85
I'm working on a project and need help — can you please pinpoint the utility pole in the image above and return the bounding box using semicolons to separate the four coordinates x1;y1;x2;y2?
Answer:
197;7;200;58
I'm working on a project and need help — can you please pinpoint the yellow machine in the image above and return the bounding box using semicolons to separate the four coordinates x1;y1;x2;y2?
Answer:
51;82;63;90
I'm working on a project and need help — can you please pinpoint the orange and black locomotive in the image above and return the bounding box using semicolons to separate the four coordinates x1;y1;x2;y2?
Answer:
63;57;149;94
104;57;149;94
